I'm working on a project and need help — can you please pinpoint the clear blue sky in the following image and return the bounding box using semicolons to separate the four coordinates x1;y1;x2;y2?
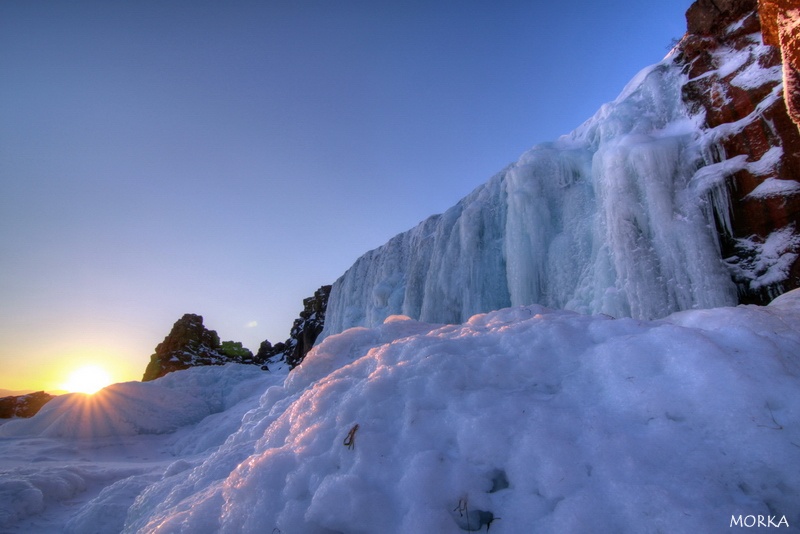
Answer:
0;0;692;391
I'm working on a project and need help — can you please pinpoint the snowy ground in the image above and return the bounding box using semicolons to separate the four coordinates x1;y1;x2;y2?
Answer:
2;291;800;533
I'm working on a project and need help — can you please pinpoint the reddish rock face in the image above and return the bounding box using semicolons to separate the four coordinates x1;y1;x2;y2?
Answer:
759;0;800;129
679;1;800;303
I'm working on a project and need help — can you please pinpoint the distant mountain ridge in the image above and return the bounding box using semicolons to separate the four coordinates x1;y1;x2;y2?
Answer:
320;0;800;339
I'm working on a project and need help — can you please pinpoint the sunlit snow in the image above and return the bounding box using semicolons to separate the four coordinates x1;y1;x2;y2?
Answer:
1;291;799;533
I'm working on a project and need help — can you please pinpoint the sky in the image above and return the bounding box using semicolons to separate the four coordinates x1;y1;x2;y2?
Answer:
0;0;692;393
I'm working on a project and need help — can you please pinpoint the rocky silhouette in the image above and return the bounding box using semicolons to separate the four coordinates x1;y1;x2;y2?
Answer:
259;285;332;370
0;391;55;419
141;314;255;381
142;286;332;380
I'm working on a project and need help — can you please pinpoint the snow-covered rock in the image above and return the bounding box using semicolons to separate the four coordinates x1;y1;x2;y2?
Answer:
0;391;54;419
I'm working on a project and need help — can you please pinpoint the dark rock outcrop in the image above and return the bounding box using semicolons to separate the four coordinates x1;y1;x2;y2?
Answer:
260;285;332;370
686;0;759;36
678;0;800;303
0;391;55;418
141;314;255;381
142;286;332;380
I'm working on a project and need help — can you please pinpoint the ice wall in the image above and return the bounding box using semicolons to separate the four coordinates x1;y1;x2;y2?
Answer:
322;58;739;338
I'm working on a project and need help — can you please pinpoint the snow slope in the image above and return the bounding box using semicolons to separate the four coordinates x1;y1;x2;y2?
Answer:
0;365;281;533
321;51;743;339
2;291;799;533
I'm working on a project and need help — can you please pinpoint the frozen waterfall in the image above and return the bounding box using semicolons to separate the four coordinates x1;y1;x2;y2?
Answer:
322;58;739;339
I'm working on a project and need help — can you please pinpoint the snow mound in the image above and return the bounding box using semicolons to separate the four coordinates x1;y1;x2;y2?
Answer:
0;364;269;439
0;364;279;531
117;295;800;533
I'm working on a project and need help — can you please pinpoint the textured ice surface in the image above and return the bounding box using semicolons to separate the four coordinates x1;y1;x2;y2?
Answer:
2;293;799;533
322;57;740;339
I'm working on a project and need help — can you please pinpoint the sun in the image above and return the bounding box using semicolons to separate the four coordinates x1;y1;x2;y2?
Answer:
61;365;113;394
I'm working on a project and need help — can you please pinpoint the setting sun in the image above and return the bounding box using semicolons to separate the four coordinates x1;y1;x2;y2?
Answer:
61;365;113;394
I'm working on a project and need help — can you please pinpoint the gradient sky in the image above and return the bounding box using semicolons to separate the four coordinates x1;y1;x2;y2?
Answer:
1;0;692;392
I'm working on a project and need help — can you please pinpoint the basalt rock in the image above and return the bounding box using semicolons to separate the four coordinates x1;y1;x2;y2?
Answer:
0;391;55;419
142;286;333;379
141;314;254;381
678;0;800;303
260;285;332;370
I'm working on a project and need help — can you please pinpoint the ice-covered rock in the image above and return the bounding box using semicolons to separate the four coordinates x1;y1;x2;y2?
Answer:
321;0;800;339
680;3;800;304
322;58;737;338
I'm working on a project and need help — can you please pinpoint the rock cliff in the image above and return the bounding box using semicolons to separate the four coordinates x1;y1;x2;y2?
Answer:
758;0;800;130
679;0;800;302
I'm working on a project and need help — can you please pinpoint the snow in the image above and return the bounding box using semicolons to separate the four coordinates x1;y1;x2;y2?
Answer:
725;225;800;294
731;60;783;90
746;176;800;199
0;364;281;533
1;293;800;533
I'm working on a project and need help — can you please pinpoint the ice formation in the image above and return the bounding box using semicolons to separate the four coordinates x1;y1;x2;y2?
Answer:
1;291;799;532
322;55;742;339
